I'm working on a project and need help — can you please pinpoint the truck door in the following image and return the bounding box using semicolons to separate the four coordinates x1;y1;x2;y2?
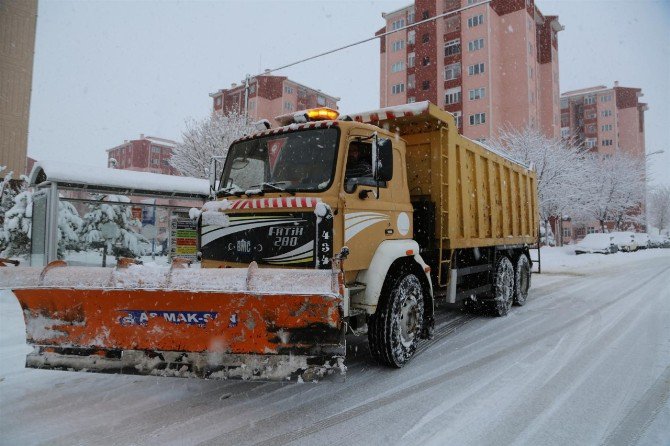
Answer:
341;138;395;271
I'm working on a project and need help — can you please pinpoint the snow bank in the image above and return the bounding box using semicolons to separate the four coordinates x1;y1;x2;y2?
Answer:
537;246;670;274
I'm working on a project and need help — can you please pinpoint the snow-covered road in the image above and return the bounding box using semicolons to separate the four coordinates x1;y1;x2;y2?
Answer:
1;249;669;445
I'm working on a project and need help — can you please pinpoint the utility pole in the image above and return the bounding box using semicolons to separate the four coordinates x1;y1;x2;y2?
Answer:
243;74;251;124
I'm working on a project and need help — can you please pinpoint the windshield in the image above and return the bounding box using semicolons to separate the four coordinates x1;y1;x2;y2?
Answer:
219;128;339;194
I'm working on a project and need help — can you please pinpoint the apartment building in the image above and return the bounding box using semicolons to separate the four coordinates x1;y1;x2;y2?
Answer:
378;0;562;140
560;82;647;157
106;135;179;176
0;0;37;177
210;74;339;125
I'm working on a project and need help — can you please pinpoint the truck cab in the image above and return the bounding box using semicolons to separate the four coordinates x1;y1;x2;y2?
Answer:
201;107;433;367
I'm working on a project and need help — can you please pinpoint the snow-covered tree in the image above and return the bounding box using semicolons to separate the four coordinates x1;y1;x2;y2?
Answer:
57;198;83;257
170;110;255;178
1;189;33;258
490;126;587;241
79;194;147;259
648;185;670;234
580;151;646;232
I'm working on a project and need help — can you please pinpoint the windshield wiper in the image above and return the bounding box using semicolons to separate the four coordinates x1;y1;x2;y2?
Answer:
259;182;296;196
217;186;245;197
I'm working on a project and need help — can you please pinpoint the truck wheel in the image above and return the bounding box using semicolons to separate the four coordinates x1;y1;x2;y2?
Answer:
491;256;514;316
368;271;424;367
514;255;531;306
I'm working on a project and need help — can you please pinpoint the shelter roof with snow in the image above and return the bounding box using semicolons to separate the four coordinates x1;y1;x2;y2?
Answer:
29;160;210;199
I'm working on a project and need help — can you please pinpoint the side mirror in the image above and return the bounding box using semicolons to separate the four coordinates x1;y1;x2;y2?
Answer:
374;138;393;182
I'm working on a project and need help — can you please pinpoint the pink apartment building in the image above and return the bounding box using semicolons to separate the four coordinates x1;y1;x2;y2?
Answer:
106;134;179;176
210;74;339;125
559;83;648;241
378;0;562;141
560;82;647;158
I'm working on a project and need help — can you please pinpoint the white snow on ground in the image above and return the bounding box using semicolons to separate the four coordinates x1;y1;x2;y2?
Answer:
1;249;669;445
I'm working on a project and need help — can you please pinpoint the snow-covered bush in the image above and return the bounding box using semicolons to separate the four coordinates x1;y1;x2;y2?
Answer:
79;194;147;258
170;110;255;178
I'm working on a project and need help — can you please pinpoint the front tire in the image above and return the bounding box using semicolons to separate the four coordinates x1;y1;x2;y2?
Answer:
514;254;531;306
368;272;424;367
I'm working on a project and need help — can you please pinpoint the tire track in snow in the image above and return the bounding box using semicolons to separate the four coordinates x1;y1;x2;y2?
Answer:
244;265;669;446
443;263;670;446
599;364;670;446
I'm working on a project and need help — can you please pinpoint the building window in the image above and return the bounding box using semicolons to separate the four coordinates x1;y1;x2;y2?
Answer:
151;158;159;165
407;52;415;68
528;42;533;55
151;146;161;153
469;112;486;125
586;111;597;119
584;95;595;105
215;96;222;106
561;127;570;138
587;124;596;132
600;94;612;102
445;88;461;105
585;138;597;149
467;14;484;28
408;30;415;45
562;228;571;237
391;18;405;30
392;40;405;52
422;56;430;66
391;61;404;73
422;33;430;43
317;95;326;106
422;10;429;20
408;96;416;103
601;124;613;131
284;85;294;94
468;38;484;52
392;83;405;94
468;63;485;75
587;226;596;234
407;74;415;89
422;80;430;91
469;87;485;100
444;39;461;56
452;111;462;127
445;62;461;80
602;139;613;146
162;159;169;166
407;9;415;24
601;109;612;117
284;101;294;111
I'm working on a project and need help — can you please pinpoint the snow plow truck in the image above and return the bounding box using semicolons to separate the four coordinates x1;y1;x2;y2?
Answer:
2;102;538;381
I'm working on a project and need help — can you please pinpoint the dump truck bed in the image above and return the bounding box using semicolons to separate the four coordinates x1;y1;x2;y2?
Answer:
344;102;538;250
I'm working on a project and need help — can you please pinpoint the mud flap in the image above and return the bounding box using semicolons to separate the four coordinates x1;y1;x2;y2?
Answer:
3;262;346;382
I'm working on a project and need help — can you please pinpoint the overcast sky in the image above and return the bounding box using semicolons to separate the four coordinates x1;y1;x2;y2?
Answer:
27;0;669;186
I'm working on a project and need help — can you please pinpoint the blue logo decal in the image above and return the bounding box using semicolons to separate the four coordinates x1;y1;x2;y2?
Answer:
118;310;218;326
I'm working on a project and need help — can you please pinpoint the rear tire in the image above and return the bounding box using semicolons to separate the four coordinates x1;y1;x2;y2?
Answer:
490;256;514;316
368;271;424;367
513;254;531;306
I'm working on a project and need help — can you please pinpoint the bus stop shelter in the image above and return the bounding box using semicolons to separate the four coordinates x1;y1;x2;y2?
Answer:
28;160;210;266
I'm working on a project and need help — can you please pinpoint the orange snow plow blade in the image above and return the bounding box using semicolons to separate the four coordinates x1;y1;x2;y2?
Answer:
1;261;345;382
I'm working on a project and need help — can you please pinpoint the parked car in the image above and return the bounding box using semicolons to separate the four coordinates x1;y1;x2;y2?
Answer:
574;233;619;255
649;234;670;248
632;233;650;249
610;232;638;252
